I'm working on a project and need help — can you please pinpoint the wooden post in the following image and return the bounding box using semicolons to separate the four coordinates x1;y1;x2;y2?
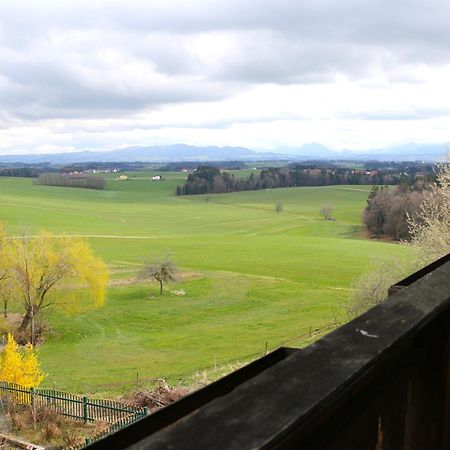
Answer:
30;387;35;409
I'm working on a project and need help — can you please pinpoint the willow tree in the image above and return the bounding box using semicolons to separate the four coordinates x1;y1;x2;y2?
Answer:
6;231;108;344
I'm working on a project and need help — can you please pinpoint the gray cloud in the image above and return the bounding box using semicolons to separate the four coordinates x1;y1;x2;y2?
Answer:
1;0;450;122
0;31;232;120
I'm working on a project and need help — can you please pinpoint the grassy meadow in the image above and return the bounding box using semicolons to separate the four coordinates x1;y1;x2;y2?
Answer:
0;172;409;394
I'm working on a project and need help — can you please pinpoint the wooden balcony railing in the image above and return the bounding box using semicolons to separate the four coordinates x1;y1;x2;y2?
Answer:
87;254;450;450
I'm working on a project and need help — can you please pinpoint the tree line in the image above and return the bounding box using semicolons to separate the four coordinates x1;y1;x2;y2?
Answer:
159;160;246;171
0;167;44;178
176;165;432;196
61;161;145;172
34;172;106;189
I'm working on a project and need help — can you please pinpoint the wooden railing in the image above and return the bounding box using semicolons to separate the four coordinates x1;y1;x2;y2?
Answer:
86;254;450;450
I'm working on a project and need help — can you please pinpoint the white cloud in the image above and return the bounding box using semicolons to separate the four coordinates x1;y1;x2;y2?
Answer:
0;0;450;154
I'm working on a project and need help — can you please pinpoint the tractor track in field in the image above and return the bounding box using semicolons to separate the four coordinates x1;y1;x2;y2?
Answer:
0;200;159;220
331;187;372;192
8;234;159;239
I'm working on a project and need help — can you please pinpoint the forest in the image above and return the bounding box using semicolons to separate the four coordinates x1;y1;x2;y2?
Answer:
176;164;434;196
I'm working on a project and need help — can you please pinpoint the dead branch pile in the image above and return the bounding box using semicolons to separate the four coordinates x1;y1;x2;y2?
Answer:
130;379;190;411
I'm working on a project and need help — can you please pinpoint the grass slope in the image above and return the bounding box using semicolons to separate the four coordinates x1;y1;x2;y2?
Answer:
0;173;408;394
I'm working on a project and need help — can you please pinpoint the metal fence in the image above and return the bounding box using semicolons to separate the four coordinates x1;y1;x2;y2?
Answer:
65;413;145;450
0;381;148;448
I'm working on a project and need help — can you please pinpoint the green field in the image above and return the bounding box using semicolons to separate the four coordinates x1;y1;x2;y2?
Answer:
0;173;408;395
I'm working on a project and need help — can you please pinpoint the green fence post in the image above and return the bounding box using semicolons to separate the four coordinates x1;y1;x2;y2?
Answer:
83;396;88;423
85;436;91;445
144;406;148;416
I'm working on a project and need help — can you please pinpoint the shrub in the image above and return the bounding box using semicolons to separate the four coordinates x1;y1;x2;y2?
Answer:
0;334;45;388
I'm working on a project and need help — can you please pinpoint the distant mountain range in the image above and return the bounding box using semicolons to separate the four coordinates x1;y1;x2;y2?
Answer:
0;143;447;164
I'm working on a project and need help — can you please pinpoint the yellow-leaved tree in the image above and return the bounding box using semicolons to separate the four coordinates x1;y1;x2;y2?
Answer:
0;333;22;384
4;230;108;344
21;344;46;388
0;333;45;388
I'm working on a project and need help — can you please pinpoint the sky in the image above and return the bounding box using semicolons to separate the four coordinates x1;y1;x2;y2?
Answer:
1;0;450;155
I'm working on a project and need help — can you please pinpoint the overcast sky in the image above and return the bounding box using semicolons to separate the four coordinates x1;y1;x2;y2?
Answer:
1;0;450;155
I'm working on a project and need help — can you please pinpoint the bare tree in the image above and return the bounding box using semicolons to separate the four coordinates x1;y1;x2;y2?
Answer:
274;201;283;214
0;278;14;318
350;153;450;319
0;224;12;318
320;205;334;220
407;156;450;264
34;173;106;189
139;255;178;295
363;185;425;240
